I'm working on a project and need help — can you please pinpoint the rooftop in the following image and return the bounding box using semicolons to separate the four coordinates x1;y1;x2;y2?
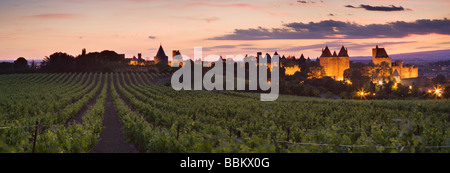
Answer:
320;46;332;57
156;44;167;57
338;46;349;57
374;45;389;58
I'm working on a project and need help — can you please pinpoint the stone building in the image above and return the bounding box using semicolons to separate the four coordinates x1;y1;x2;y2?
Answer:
154;44;168;65
372;45;392;67
170;50;182;67
391;60;419;79
371;45;418;81
319;46;350;81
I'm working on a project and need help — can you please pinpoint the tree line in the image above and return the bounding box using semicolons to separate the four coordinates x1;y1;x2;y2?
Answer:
1;50;150;74
0;57;37;74
41;50;125;72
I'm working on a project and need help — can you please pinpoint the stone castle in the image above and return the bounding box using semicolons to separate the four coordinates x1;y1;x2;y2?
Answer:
124;44;418;83
320;45;418;82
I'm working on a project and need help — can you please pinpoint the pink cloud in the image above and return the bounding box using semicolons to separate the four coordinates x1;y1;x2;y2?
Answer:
27;13;81;20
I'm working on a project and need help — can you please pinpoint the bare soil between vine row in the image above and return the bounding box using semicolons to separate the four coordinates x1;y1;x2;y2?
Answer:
92;76;139;153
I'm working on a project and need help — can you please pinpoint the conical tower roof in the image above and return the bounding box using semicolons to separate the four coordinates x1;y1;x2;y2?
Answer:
393;69;400;77
156;44;167;57
320;46;332;57
338;46;349;57
299;54;305;60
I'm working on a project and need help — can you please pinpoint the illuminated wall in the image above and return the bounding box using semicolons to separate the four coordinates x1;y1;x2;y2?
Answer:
392;61;419;79
320;56;349;81
284;65;301;76
372;57;392;67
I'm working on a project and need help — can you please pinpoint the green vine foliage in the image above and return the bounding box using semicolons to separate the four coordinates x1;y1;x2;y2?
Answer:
0;72;449;153
112;72;449;153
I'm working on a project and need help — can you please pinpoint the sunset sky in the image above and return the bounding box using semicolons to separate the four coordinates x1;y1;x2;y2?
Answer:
1;0;449;61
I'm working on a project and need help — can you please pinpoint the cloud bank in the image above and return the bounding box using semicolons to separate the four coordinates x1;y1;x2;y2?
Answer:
345;4;408;11
210;18;450;40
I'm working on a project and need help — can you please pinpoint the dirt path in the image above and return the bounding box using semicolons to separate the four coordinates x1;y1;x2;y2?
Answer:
92;76;139;153
90;73;170;153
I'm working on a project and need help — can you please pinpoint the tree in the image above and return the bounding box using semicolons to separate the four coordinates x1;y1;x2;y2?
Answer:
433;75;446;85
42;52;75;72
378;61;392;82
14;57;28;69
346;62;371;90
299;61;321;79
100;50;124;62
307;66;325;79
75;50;125;72
0;62;14;73
75;52;104;72
343;69;350;80
349;69;370;90
444;86;450;99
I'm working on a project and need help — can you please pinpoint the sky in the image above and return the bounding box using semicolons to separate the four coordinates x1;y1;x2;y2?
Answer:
0;0;449;61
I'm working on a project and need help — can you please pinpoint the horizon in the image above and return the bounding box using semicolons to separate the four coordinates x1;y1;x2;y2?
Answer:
2;47;448;63
1;0;449;61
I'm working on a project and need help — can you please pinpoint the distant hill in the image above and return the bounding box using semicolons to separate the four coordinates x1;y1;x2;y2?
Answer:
351;49;450;64
0;60;43;65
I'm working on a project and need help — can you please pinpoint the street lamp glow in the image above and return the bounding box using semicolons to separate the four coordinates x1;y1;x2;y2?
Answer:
345;80;352;85
392;83;398;90
357;89;367;99
431;86;444;98
435;89;442;97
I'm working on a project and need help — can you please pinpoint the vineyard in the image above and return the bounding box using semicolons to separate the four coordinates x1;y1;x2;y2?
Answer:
0;72;449;153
